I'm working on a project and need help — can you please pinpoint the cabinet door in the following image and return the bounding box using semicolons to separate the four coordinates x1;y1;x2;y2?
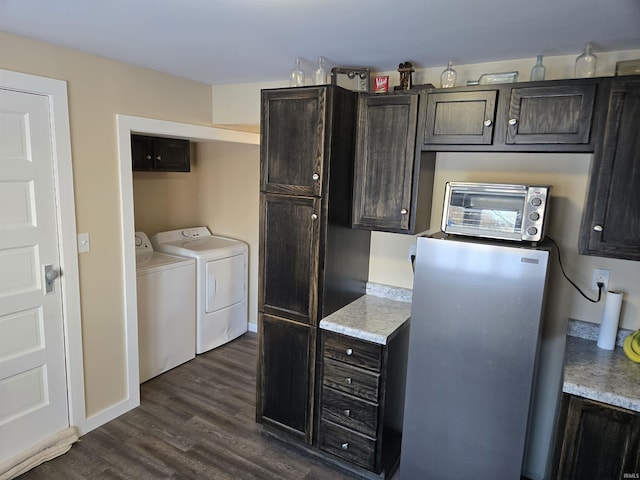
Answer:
261;87;326;196
553;395;640;480
579;78;640;260
352;93;418;232
131;134;155;170
423;90;497;145
259;193;321;324
257;314;316;443
154;137;190;172
506;83;596;145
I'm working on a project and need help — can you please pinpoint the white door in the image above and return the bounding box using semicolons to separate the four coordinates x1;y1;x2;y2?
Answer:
0;88;69;462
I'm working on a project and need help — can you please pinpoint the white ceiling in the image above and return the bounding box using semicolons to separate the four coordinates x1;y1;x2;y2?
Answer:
1;0;639;86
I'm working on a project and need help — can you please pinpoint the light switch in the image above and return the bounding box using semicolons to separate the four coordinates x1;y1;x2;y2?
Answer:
77;233;90;253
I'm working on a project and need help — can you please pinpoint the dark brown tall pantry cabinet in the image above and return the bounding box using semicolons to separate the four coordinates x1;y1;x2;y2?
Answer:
256;86;371;444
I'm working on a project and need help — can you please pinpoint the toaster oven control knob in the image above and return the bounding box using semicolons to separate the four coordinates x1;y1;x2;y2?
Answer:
529;212;540;221
531;197;543;207
593;225;603;232
483;119;493;127
527;227;538;236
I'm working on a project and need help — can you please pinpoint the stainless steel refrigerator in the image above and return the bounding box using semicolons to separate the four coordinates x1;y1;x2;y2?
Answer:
400;235;551;480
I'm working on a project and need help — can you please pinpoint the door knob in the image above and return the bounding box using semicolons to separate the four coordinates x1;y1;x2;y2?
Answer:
44;265;60;294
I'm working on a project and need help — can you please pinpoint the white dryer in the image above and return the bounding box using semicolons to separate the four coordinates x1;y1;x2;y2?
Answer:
135;232;196;383
151;226;248;354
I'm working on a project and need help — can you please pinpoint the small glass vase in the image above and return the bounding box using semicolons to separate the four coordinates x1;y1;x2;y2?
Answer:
440;61;457;88
314;57;328;85
530;55;546;81
575;43;597;78
290;57;305;87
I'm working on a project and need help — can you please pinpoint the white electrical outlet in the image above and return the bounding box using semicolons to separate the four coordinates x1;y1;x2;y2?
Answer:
591;268;610;291
408;244;417;262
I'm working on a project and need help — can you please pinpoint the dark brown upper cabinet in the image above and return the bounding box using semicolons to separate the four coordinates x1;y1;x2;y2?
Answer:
422;90;497;146
579;77;640;261
260;87;326;197
505;82;596;146
353;91;434;233
421;78;601;152
131;134;190;172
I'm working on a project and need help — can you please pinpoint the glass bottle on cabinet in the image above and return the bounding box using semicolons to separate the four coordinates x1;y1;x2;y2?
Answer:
530;55;546;81
290;57;305;87
575;43;597;78
440;61;457;88
314;57;328;85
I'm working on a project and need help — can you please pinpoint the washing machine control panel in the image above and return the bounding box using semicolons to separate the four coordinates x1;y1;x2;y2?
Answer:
152;226;212;245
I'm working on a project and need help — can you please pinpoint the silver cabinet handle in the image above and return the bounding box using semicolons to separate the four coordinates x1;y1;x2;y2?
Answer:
44;265;60;294
345;377;352;384
343;409;351;417
508;118;518;126
341;442;349;450
400;208;408;215
483;119;493;127
593;225;603;232
346;348;353;356
155;155;162;161
312;173;319;181
311;213;318;220
145;154;152;160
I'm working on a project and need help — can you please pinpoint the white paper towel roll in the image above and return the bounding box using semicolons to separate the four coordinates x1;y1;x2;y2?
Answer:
597;290;624;350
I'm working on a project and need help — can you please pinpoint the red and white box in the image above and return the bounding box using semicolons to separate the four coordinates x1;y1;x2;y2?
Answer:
374;75;389;93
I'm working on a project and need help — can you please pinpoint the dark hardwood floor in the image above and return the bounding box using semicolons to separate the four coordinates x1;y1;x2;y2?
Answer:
17;333;362;480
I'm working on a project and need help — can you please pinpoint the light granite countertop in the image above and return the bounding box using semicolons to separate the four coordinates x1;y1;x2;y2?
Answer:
563;334;640;412
319;294;411;345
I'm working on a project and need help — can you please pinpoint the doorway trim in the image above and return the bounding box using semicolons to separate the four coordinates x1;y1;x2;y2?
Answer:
115;114;258;416
0;69;86;433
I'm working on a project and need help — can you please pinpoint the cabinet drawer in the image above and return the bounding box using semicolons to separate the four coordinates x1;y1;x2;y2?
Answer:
323;331;382;371
321;386;378;437
319;419;376;471
323;358;379;402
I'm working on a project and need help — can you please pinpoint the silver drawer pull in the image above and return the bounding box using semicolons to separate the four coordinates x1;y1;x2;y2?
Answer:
346;348;353;356
312;173;320;181
345;377;352;384
341;442;349;450
483;119;493;127
593;225;603;232
508;118;518;126
343;409;351;417
400;208;408;215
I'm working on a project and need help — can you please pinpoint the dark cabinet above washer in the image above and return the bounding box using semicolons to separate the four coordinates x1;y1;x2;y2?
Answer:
131;134;190;172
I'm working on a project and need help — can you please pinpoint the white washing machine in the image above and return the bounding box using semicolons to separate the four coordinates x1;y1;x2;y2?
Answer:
135;231;196;383
151;226;248;354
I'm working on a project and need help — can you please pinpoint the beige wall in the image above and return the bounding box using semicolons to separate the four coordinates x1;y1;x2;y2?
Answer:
1;32;214;417
213;49;640;332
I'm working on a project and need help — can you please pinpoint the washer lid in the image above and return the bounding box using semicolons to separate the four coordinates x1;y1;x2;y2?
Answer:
136;251;194;273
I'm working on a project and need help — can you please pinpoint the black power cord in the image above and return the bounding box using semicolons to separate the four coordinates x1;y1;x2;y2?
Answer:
547;236;603;303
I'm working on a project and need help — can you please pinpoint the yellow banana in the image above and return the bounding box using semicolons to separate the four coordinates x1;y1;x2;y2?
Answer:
631;330;640;356
623;332;640;363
